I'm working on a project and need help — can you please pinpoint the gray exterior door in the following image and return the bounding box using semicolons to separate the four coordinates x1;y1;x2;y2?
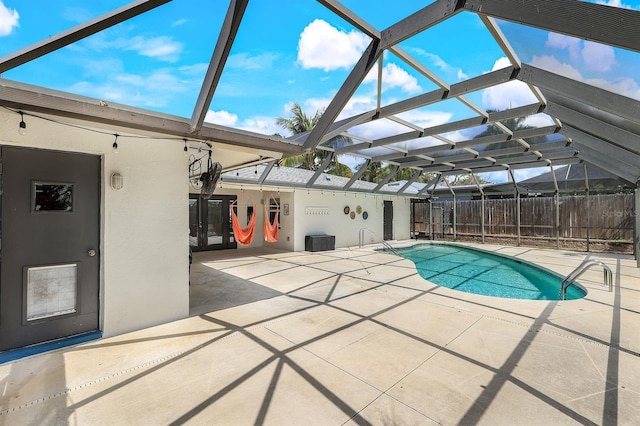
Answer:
0;146;100;351
383;200;393;240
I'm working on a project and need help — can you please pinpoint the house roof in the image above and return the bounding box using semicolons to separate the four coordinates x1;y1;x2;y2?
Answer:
1;0;639;196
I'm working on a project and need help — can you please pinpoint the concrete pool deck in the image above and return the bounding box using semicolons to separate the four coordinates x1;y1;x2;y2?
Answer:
1;241;639;425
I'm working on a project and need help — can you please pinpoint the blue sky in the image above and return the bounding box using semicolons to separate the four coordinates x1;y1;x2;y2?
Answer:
1;0;639;182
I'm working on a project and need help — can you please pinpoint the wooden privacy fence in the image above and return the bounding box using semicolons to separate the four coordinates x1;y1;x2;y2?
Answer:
412;193;634;248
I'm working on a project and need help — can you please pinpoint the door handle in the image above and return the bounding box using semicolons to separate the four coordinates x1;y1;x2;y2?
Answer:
88;249;97;257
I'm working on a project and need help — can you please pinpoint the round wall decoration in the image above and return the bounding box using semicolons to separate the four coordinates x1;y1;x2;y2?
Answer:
362;211;368;220
350;211;356;219
343;206;350;215
356;205;362;214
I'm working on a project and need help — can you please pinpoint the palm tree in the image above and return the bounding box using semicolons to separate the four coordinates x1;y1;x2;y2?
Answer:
474;110;547;150
276;103;353;177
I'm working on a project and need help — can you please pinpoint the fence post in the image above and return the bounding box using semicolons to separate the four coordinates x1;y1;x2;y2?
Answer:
555;192;560;249
471;172;485;244
586;189;591;252
481;193;485;244
509;169;521;247
635;186;640;268
584;164;590;252
429;200;433;240
453;198;457;241
550;166;560;249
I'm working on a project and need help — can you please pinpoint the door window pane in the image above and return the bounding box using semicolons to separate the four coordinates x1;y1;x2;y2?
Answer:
26;264;77;321
207;200;223;245
33;183;73;212
189;199;199;248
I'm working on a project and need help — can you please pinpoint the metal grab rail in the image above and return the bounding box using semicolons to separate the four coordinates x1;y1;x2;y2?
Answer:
560;259;613;300
358;228;400;256
359;227;374;248
381;240;400;256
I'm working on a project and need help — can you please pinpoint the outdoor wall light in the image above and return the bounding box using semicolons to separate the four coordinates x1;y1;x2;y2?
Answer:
18;112;27;136
112;134;119;154
110;172;124;190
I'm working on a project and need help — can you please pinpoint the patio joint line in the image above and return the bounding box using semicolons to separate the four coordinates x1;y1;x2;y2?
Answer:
0;329;243;417
479;314;636;355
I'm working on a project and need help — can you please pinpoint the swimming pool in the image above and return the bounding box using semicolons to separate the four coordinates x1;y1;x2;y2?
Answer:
392;243;586;300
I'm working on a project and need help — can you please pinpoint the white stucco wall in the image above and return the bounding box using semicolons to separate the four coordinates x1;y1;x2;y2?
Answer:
292;189;411;251
207;186;411;252
205;187;296;251
0;110;189;338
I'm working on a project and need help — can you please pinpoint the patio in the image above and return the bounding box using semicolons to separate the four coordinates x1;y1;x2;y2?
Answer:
1;243;639;425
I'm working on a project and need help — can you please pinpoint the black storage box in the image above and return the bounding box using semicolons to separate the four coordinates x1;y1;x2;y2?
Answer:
305;234;335;252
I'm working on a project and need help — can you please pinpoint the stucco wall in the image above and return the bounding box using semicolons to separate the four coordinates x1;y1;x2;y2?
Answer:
293;190;411;251
206;187;295;251
208;186;411;252
0;110;189;338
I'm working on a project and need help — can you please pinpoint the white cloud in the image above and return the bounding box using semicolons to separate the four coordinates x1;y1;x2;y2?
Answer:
364;63;421;94
596;0;640;10
513;167;549;182
227;52;280;70
481;57;539;110
204;110;238;127
299;97;331;115
238;116;284;136
348;119;409;140
0;1;19;36
347;109;451;141
529;55;583;80
482;80;539;110
407;48;468;81
67;67;192;108
531;55;640;100
172;18;187;27
125;36;183;62
297;19;370;71
545;33;581;61
204;111;282;136
545;33;616;72
340;95;377;119
521;113;556;128
396;110;452;129
582;41;616;72
178;63;208;76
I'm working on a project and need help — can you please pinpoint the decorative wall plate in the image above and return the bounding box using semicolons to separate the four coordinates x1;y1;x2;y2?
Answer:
350;211;356;219
344;206;350;215
356;205;362;214
362;211;368;220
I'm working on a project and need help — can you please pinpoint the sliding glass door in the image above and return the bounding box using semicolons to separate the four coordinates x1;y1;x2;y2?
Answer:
189;195;236;251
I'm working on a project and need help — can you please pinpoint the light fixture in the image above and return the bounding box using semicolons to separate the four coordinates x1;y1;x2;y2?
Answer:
18;112;27;136
183;139;188;156
110;172;124;190
112;134;119;154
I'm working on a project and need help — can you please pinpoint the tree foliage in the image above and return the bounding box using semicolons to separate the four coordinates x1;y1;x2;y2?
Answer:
276;103;353;177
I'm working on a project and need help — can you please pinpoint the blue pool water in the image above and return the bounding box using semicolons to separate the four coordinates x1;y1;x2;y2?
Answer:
392;244;586;300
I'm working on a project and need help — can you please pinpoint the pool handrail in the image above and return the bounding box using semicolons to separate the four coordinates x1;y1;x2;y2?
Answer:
381;241;400;256
560;259;612;300
359;227;374;248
